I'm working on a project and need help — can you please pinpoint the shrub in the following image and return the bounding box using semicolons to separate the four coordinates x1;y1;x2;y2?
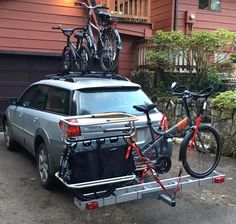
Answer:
130;70;155;96
229;52;236;63
201;69;223;88
212;90;236;109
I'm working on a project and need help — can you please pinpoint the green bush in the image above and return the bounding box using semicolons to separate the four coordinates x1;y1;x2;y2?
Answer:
130;70;155;96
229;52;236;63
201;69;223;88
212;90;236;109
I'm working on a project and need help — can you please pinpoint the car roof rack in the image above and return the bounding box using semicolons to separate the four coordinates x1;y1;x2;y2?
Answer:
43;71;129;82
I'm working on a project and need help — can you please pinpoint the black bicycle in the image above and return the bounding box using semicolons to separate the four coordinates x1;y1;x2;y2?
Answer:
74;1;122;72
52;25;91;72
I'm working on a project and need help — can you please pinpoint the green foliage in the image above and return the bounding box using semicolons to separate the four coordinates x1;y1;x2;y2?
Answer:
201;69;223;88
188;29;236;78
149;29;236;87
212;91;236;109
148;31;186;70
229;52;236;63
130;70;155;96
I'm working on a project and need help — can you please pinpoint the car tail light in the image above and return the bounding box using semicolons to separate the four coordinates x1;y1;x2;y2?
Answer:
59;119;81;138
214;176;225;184
86;201;99;210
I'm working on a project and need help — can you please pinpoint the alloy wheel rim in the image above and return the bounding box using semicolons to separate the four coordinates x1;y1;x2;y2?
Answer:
4;125;10;148
38;149;49;183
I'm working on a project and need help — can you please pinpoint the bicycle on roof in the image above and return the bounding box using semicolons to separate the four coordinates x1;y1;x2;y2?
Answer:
74;1;122;72
52;25;91;72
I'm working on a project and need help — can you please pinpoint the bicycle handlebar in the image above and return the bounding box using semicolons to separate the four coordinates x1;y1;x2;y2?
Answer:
52;25;83;36
172;86;215;100
74;2;109;10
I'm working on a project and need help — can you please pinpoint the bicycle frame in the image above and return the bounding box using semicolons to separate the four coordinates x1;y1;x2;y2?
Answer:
76;2;122;56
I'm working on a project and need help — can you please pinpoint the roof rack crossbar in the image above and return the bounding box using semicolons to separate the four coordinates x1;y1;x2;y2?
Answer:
43;71;129;82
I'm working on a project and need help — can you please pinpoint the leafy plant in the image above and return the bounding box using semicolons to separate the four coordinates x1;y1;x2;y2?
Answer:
149;29;236;88
189;29;236;79
148;31;187;70
130;70;155;96
229;52;236;63
201;68;223;88
212;90;236;109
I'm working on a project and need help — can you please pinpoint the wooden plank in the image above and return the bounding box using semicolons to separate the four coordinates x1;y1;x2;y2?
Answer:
0;37;64;52
0;9;86;26
177;0;236;32
0;1;84;16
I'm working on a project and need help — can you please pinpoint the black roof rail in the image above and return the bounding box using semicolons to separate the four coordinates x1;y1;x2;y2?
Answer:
43;71;129;82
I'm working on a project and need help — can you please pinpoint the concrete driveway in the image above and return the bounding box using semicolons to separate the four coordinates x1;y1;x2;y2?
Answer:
0;134;235;224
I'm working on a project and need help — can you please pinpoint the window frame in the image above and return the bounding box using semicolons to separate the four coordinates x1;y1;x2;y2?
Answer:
44;86;71;115
199;0;221;12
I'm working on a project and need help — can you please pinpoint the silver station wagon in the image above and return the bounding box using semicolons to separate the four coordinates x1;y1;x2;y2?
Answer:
3;72;162;189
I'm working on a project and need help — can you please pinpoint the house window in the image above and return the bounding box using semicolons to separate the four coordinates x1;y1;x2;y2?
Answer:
199;0;221;12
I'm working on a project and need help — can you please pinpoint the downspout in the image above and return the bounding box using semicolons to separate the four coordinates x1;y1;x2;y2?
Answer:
173;0;178;31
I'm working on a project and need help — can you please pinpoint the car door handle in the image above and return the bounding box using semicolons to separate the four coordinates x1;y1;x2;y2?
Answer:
19;112;23;118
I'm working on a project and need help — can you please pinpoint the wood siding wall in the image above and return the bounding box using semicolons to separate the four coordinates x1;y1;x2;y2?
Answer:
178;0;236;32
150;0;173;32
119;35;140;76
0;0;141;76
0;0;87;54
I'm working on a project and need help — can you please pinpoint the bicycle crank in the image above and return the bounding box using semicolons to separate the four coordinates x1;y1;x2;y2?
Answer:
153;156;172;174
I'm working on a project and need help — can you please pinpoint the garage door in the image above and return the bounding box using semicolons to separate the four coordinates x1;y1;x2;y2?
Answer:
0;53;62;131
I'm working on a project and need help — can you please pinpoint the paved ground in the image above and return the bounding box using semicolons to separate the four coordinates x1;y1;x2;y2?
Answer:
0;135;236;224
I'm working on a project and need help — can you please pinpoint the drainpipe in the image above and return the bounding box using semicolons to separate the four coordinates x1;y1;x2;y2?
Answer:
173;0;178;31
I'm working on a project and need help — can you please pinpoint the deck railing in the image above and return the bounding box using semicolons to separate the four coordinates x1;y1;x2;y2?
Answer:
137;41;196;73
97;0;151;23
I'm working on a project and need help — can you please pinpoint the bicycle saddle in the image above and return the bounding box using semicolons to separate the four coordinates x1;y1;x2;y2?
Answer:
133;104;156;113
98;12;112;20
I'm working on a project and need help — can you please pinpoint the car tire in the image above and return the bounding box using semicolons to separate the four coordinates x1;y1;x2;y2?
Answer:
37;143;55;190
3;120;17;151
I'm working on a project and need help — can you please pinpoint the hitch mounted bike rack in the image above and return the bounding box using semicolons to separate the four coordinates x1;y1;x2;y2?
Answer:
74;171;225;210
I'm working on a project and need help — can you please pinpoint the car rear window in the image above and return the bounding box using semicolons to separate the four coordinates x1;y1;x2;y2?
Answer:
73;87;156;115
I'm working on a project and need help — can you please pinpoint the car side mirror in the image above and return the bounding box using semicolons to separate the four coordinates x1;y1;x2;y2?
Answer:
8;98;18;106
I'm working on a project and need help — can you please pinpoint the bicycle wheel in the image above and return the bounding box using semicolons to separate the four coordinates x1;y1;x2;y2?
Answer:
180;125;222;178
72;184;117;201
99;28;120;72
76;45;91;72
62;46;72;71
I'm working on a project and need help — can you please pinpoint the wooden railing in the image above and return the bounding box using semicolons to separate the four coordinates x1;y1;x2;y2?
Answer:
137;41;196;73
97;0;151;23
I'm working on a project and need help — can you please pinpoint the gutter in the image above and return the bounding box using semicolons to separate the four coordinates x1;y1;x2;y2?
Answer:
173;0;178;31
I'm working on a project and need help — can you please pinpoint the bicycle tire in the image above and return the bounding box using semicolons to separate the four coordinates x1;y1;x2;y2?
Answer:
99;28;120;72
72;184;117;201
180;124;222;178
62;46;72;71
76;45;91;72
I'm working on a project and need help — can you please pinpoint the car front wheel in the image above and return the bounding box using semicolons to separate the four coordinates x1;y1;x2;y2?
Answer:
37;143;54;189
3;120;16;151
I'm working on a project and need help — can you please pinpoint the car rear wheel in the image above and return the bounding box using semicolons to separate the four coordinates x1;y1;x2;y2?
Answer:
37;143;55;189
3;120;16;151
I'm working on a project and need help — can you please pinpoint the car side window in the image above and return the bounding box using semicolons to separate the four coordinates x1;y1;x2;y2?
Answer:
45;87;70;115
29;85;49;110
18;85;39;108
